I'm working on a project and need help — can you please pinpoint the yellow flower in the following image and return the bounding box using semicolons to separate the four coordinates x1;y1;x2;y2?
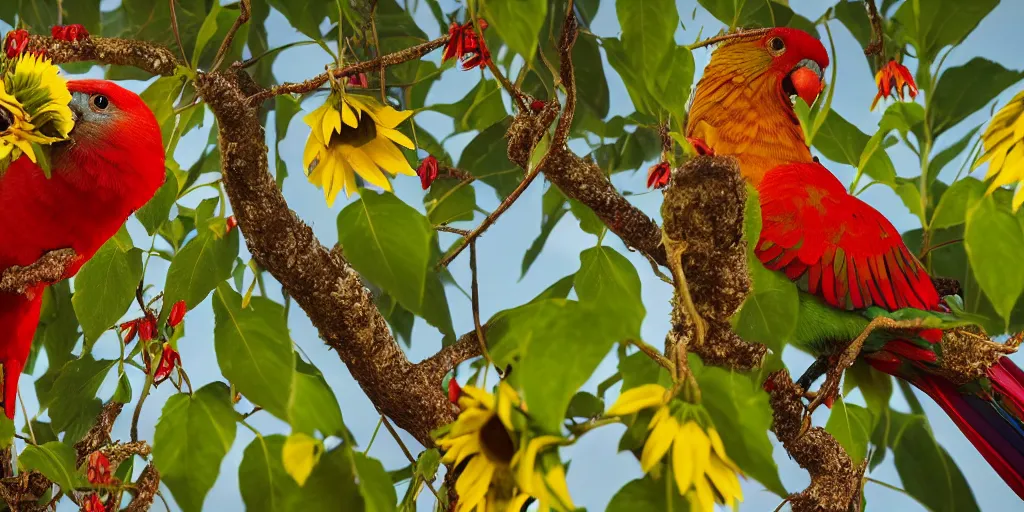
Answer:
435;382;522;512
303;91;416;206
509;435;576;512
606;384;744;512
974;89;1024;211
0;52;73;169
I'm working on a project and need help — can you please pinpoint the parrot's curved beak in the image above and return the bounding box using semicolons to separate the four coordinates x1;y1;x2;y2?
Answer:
783;59;825;107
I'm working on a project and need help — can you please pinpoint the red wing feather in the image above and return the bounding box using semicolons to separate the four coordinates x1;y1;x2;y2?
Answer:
755;162;940;311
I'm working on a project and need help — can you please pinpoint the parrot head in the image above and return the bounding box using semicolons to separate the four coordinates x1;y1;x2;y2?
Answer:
52;79;165;199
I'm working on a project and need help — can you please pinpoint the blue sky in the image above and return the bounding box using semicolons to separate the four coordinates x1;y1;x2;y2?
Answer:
6;0;1024;510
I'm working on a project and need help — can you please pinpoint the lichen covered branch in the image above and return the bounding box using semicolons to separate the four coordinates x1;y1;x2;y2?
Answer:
26;35;179;76
0;248;77;295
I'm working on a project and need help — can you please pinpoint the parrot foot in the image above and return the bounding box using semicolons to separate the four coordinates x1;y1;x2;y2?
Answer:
796;354;831;390
806;316;925;414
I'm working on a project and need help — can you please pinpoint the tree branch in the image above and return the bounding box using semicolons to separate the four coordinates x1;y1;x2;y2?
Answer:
27;35;179;76
0;248;77;295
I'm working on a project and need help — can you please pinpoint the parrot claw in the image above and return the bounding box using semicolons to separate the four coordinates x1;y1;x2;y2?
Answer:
51;24;89;43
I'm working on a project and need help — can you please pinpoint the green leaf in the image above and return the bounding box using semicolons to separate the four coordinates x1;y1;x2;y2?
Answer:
931;177;985;230
33;281;79;372
928;126;981;183
274;95;303;188
890;411;980;512
483;0;546;60
833;0;873;49
162;228;240;323
0;417;13;449
429;80;508;134
619;351;672;392
698;0;813;32
458;119;521;199
18;441;86;492
824;400;872;463
929;58;1024;137
607;476;689;512
602;38;657;117
352;452;397;512
47;357;115;442
154;382;238;512
574;246;645;339
286;446;363;510
336;190;454;336
618;0;677;94
114;0;207;58
964;194;1024;326
522;186;569;278
424;180;476;225
191;2;250;69
566;391;605;419
137;169;179;235
879;101;925;142
844;360;892;419
266;0;328;40
894;0;998;71
73;233;144;344
487;299;618;432
699;367;786;497
213;285;295;420
239;435;300;512
568;199;604;236
289;358;347;438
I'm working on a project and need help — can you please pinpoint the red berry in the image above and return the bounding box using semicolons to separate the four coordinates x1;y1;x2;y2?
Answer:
530;100;545;113
448;378;462;404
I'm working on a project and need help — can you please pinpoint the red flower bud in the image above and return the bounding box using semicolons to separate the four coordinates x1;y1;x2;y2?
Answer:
530;100;545;113
448;378;462;404
646;161;671;189
226;215;238;233
138;317;157;342
4;29;29;59
82;493;105;512
687;137;714;156
346;73;369;88
168;300;187;328
417;155;439;190
441;19;491;70
153;343;181;384
871;59;918;111
120;320;140;344
50;24;89;43
87;451;112;485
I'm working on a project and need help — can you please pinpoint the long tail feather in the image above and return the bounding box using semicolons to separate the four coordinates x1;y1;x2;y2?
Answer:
908;358;1024;500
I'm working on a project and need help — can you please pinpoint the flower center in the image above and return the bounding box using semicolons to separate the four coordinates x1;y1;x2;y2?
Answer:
479;415;515;465
0;106;12;133
329;110;377;148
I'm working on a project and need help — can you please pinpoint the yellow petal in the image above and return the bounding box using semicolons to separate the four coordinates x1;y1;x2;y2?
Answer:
460;386;496;410
640;414;678;472
13;139;35;163
343;159;358;198
343;145;391;191
515;436;561;492
606;384;668;416
672;426;694;494
449;408;492;437
282;433;323;487
303;133;324;174
685;422;711;488
706;456;742;506
378;126;415;150
303;103;330;146
373;104;414;129
506;494;530;512
341;101;358;128
322;106;341;144
692;477;716;512
542;465;576;511
456;456;495;512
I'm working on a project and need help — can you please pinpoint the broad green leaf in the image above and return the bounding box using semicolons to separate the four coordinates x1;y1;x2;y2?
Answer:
928;126;981;183
482;0;547;60
814;110;897;185
575;246;645;339
618;0;677;89
18;441;86;492
336;190;454;336
353;452;398;512
487;299;619;431
33;281;79;372
833;0;873;49
619;351;672;392
607;476;689;511
115;0;207;58
653;45;696;125
139;75;187;145
698;0;809;30
0;417;12;449
699;367;786;497
592;125;662;174
73;233;144;344
458;120;520;199
844;360;892;419
929;58;1024;137
602;38;657;117
137;169;179;236
154;382;238;512
522;186;569;278
879;101;925;142
274;95;303;188
286;446;363;510
192;2;251;69
239;435;300;512
568;199;604;236
890;412;980;512
266;0;329;39
894;0;998;73
283;432;323;486
289;358;347;438
213;285;295;420
162;228;240;323
429;80;508;134
424;180;476;225
824;400;872;463
566;391;605;419
931;177;985;230
964;194;1024;326
47;357;116;442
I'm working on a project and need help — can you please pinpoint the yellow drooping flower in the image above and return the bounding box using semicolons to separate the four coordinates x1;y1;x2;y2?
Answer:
607;384;744;512
435;382;522;512
0;52;74;170
974;89;1024;211
509;435;576;512
303;90;416;206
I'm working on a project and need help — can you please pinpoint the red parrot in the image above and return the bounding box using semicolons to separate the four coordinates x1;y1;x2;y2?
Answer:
686;27;1024;498
0;79;165;419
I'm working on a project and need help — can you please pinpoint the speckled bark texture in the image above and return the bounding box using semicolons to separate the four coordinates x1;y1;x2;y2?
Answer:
0;248;77;295
125;463;161;512
27;35;178;77
936;326;1017;385
765;370;866;512
662;156;766;370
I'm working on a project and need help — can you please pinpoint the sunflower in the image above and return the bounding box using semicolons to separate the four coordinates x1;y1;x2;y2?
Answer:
974;89;1024;211
508;435;576;512
303;90;416;206
0;52;73;170
435;382;522;512
607;384;744;512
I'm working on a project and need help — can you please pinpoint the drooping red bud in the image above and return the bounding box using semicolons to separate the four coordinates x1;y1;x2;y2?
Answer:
448;378;462;404
417;156;439;190
138;317;157;342
120;320;140;344
646;162;671;189
3;29;29;59
82;493;105;512
51;24;89;42
168;300;187;328
153;343;181;384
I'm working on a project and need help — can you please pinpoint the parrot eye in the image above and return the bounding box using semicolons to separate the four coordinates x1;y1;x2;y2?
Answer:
90;94;110;111
768;37;786;55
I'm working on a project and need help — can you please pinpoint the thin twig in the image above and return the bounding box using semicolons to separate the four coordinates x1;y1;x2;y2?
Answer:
436;226;471;237
469;242;496;372
863;0;884;57
247;36;449;105
211;0;251;71
168;0;190;65
628;339;674;374
919;238;963;258
685;28;772;50
379;414;442;502
368;5;387;104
